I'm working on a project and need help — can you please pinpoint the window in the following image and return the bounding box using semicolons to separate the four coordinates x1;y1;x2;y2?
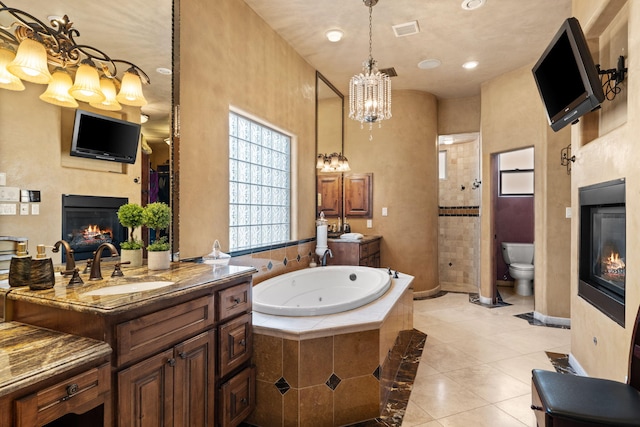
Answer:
229;111;291;252
439;150;447;180
499;147;534;196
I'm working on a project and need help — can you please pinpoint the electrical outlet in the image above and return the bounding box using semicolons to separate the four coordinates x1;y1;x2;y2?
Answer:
0;172;6;186
20;203;29;215
382;207;388;216
565;207;572;218
367;219;373;228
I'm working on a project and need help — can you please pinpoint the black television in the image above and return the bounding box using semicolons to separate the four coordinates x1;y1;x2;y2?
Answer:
70;109;141;164
532;17;605;132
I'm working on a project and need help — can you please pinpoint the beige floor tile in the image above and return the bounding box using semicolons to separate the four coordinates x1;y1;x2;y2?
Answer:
437;405;527;427
488;352;554;384
420;322;478;345
447;336;523;363
421;341;482;373
409;373;489;419
495;394;539;427
442;364;530;403
401;400;436;426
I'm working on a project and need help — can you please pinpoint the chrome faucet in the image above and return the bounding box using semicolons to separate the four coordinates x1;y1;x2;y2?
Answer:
89;243;119;281
321;249;333;266
51;240;76;277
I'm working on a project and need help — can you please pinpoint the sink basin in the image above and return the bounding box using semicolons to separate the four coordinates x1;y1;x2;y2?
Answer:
84;281;176;296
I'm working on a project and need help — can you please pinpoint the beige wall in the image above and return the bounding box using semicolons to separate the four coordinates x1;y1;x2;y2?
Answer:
480;65;572;318
344;90;439;295
178;0;316;258
0;84;141;258
570;0;635;380
438;96;481;135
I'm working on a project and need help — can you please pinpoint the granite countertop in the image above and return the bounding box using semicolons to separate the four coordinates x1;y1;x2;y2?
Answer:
0;321;112;398
1;262;256;315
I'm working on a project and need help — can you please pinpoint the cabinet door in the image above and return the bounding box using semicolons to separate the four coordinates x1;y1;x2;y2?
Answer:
317;174;342;217
344;173;372;217
219;313;253;378
118;349;175;427
174;330;216;427
219;366;256;427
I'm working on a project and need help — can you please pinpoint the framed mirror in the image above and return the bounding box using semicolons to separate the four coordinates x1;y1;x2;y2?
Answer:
316;71;344;218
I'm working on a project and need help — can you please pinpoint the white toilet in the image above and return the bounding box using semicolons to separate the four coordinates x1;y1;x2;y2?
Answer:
501;242;534;296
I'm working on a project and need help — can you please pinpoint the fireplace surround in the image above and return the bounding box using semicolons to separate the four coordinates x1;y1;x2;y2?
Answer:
61;195;128;262
579;179;626;326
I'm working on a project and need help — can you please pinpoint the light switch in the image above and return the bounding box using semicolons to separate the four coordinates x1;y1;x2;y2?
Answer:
0;204;16;215
382;207;388;216
31;204;40;215
367;219;373;228
20;203;29;215
0;172;5;186
565;207;572;218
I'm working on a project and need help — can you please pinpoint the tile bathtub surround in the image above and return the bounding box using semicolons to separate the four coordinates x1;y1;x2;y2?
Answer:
248;275;414;426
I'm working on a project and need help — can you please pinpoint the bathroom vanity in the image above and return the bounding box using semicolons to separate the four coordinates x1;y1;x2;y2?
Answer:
1;262;256;427
327;235;381;267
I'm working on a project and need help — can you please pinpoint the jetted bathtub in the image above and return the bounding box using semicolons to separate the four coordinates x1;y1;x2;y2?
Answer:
252;265;391;316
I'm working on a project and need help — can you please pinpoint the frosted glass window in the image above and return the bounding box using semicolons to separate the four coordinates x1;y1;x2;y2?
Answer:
439;151;447;180
499;147;534;196
229;112;291;251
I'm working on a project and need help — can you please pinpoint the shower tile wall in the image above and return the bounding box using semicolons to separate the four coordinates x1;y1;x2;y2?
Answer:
438;139;480;293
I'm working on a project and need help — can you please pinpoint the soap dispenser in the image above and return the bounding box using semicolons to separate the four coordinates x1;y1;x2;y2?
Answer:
9;242;31;287
29;244;55;290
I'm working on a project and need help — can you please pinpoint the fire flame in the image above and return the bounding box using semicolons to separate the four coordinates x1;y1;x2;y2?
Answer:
606;251;625;270
82;225;112;240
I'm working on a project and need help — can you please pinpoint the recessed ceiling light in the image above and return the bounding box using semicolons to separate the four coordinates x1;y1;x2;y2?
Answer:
156;67;172;75
462;61;479;69
418;59;441;70
461;0;486;11
325;29;344;42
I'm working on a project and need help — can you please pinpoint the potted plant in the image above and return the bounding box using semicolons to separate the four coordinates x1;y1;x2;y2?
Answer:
143;202;171;270
117;203;145;267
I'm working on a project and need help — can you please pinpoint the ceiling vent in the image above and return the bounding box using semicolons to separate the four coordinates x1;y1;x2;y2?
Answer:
392;21;420;37
378;67;397;77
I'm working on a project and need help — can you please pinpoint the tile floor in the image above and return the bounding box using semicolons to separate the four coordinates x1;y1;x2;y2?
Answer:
403;287;570;427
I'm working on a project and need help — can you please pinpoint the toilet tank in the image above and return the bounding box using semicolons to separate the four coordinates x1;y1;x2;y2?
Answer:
501;242;534;264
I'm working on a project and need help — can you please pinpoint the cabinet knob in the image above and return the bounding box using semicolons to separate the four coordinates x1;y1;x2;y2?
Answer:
179;352;188;359
240;397;248;405
167;358;176;367
232;296;241;305
239;339;246;347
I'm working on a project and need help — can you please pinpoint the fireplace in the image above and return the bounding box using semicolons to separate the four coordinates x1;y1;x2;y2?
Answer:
62;195;128;261
579;179;626;326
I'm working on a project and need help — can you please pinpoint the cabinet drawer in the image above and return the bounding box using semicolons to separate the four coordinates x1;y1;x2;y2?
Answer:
15;363;110;427
219;313;253;378
219;366;256;427
217;282;251;322
117;295;215;366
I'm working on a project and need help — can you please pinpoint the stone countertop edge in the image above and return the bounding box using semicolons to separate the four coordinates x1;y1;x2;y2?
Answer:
1;263;257;315
326;235;381;243
0;321;112;398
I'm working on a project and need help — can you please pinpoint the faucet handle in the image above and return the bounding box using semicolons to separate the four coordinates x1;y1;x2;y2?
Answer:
83;259;92;274
111;261;130;277
64;268;84;286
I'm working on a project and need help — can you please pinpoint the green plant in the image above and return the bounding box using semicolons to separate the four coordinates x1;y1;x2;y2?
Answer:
143;202;171;251
120;239;144;250
117;203;144;243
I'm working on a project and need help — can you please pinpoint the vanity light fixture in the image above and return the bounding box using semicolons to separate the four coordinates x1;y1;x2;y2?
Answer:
348;0;392;135
0;2;149;110
316;153;351;172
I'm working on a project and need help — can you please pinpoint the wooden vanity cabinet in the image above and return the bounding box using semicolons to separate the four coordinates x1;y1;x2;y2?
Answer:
7;271;256;427
327;236;381;267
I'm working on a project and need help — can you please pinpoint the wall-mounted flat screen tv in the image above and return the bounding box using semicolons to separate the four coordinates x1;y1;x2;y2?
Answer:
70;109;141;164
532;17;605;132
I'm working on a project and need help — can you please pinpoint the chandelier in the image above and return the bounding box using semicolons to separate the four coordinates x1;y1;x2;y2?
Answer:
349;0;391;132
316;152;351;172
0;2;149;110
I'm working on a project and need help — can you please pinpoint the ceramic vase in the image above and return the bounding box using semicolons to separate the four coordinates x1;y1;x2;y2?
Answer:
120;248;143;267
147;250;171;270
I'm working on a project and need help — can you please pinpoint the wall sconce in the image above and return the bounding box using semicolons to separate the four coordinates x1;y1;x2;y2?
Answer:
561;144;575;174
0;2;150;110
316;152;351;172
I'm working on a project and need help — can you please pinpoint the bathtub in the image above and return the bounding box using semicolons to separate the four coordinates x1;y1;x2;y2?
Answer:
253;266;391;316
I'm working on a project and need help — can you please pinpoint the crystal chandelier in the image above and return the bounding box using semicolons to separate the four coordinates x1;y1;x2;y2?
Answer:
316;152;351;172
349;0;391;132
0;2;149;110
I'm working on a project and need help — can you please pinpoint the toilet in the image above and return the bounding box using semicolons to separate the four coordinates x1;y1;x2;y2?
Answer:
501;242;534;296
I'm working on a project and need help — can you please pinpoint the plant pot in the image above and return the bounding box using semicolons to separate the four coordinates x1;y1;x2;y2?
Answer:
147;250;171;270
121;248;143;267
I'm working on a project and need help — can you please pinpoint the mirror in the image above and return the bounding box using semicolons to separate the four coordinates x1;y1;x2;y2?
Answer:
316;72;344;218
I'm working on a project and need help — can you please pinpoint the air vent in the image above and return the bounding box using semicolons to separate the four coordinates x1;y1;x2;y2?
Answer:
378;67;397;77
392;21;420;37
